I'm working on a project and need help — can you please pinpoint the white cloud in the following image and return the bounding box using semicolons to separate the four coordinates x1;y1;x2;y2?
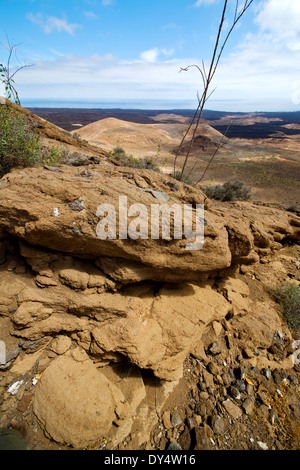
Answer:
83;11;99;19
14;53;194;100
140;48;160;63
162;23;182;31
101;0;114;6
193;0;218;7
26;12;81;35
15;0;300;111
195;0;300;109
212;23;300;107
255;0;300;52
161;48;175;56
48;48;65;57
13;45;300;111
255;0;300;36
140;48;175;63
288;41;300;52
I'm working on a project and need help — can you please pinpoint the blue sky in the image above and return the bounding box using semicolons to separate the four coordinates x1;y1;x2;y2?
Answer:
1;0;300;111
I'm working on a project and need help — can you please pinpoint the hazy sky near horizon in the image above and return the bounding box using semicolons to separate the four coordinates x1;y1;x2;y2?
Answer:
1;0;300;111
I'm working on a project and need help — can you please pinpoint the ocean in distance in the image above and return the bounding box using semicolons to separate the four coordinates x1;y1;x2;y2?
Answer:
21;98;295;113
22;99;197;110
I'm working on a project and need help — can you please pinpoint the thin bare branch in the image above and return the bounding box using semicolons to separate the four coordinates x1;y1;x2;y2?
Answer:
174;0;254;183
234;0;240;23
173;100;201;177
177;0;228;180
10;63;34;81
194;122;232;185
213;1;254;76
180;64;206;90
0;38;34;105
184;117;230;183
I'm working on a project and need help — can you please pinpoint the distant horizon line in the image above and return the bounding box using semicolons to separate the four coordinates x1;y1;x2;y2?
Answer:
17;98;300;114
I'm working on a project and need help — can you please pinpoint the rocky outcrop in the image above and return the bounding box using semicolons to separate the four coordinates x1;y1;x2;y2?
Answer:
4;252;231;381
0;103;299;450
1;246;298;449
0;165;299;284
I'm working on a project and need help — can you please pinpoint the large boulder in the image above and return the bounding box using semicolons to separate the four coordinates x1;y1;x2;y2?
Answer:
33;348;131;449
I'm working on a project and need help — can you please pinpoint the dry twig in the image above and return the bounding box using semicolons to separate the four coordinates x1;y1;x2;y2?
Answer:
174;0;254;185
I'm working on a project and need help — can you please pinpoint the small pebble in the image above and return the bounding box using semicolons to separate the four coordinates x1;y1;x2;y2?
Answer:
167;442;182;451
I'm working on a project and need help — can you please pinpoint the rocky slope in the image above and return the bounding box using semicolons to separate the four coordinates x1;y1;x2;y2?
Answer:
0;99;299;451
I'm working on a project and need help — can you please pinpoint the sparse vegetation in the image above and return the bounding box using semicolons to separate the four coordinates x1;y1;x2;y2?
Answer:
175;170;193;186
40;144;68;167
0;38;33;105
288;203;300;215
225;160;300;189
110;146;159;172
72;132;82;141
0;105;66;176
111;146;126;159
0;105;41;175
202;180;251;201
272;282;300;331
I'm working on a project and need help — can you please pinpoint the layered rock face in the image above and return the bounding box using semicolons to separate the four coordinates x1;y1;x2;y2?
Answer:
3;241;232;382
0;164;299;281
0;159;299;449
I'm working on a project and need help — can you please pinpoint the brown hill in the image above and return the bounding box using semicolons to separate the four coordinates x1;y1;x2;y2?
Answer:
73;115;225;157
72;117;174;149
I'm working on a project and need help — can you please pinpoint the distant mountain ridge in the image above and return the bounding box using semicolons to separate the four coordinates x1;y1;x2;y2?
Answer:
29;107;300;141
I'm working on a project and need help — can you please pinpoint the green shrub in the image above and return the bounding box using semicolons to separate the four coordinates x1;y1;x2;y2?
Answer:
202;180;251;201
72;132;82;141
111;146;127;158
0;105;66;176
40;145;68;166
0;105;41;175
272;283;300;331
111;147;159;172
135;156;159;172
175;170;193;186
